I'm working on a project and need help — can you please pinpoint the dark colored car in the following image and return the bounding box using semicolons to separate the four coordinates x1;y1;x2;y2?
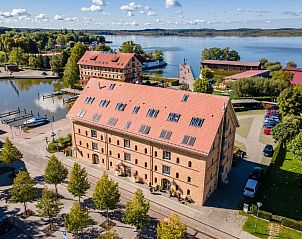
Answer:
263;144;274;157
249;167;263;181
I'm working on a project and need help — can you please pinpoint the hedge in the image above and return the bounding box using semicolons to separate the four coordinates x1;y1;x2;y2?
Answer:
282;217;302;232
250;205;272;221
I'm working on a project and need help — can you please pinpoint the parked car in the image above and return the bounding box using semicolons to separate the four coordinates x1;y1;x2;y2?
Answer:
249;167;263;181
263;144;274;157
264;127;272;135
263;121;278;128
244;179;259;198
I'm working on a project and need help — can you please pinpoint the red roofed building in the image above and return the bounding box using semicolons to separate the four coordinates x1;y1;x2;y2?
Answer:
67;78;239;205
202;60;261;71
224;70;270;84
78;51;143;85
284;68;302;85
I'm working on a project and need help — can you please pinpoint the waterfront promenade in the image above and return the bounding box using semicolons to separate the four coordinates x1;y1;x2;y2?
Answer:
0;67;59;79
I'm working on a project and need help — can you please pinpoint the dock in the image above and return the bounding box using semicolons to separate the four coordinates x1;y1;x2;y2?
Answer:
63;95;79;104
0;108;22;119
179;64;195;91
1;112;34;124
60;88;82;95
42;91;63;99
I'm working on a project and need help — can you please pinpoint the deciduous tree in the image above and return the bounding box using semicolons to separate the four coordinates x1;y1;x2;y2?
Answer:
157;214;187;239
67;162;90;203
119;41;144;55
93;173;120;225
9;47;27;66
36;188;63;230
44;155;68;196
286;61;297;68
123;189;150;234
200;68;214;80
277;85;302;116
193;79;213;94
288;132;302;161
271;70;294;83
63;42;87;87
9;171;37;214
0;137;23;164
202;47;240;61
271;121;300;148
64;202;93;236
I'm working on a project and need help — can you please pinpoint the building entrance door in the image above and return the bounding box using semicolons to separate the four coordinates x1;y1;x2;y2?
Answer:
161;179;171;190
125;166;131;177
92;154;99;164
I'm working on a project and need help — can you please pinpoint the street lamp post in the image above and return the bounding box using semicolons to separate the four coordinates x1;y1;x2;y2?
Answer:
254;202;263;233
50;121;56;142
44;137;49;150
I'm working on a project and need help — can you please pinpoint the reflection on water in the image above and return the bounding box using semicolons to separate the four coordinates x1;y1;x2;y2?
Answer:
0;79;68;122
107;35;302;77
35;94;66;113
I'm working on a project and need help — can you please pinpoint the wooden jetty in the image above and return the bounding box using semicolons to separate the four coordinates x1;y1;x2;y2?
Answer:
179;63;195;91
0;107;22;119
63;95;79;104
1;112;34;124
42;91;63;99
61;88;82;95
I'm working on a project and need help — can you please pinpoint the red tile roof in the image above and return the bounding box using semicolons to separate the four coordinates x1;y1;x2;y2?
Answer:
224;70;269;80
202;60;261;67
67;79;236;156
78;51;138;69
284;68;302;85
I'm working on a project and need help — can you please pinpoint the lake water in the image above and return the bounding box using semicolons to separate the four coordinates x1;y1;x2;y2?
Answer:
1;35;302;123
0;79;68;124
107;35;302;78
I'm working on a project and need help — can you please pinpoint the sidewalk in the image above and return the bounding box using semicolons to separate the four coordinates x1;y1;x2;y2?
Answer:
0;119;258;239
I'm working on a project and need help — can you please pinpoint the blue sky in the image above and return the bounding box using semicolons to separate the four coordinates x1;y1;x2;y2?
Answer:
0;0;302;29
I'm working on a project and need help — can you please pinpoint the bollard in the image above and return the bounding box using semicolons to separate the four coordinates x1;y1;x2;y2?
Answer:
52;116;55;122
24;109;27;114
37;112;40;116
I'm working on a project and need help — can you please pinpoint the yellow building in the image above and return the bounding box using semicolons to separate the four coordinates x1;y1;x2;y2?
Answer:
67;78;239;205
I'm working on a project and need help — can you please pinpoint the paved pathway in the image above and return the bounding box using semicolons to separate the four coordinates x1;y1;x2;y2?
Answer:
235;113;268;165
0;119;258;239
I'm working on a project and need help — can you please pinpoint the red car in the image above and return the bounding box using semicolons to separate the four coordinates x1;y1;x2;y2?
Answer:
264;127;272;135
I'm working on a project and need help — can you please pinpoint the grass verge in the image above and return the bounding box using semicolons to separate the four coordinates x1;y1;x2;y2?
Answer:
237;118;253;138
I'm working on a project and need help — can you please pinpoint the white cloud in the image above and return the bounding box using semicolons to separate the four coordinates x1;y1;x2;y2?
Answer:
65;17;79;22
127;11;134;17
147;11;156;16
165;0;181;8
0;9;30;18
54;15;64;21
81;5;102;12
140;10;146;14
237;8;244;12
120;2;142;11
35;14;48;21
92;0;104;5
130;21;138;26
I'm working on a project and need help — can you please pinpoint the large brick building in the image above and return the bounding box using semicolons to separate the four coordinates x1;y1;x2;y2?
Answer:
78;51;143;85
67;78;239;205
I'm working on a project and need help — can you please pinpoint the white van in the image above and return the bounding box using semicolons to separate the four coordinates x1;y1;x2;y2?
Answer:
243;179;259;198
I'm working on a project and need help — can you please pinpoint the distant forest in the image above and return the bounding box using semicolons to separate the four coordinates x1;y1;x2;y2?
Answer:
90;28;302;37
2;27;302;37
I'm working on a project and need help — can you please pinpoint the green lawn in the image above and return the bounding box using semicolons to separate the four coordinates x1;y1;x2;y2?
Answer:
242;213;302;239
235;140;247;152
243;214;270;239
257;146;302;220
236;109;265;116
237;118;253;138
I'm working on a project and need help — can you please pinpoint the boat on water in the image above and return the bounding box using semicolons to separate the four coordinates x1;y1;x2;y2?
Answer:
143;60;167;70
23;116;49;127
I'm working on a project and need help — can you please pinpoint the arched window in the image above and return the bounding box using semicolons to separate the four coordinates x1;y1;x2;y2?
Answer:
187;177;191;182
176;173;179;178
188;161;192;167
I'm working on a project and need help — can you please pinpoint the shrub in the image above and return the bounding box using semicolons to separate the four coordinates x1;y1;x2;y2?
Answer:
250;205;272;221
282;217;302;232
